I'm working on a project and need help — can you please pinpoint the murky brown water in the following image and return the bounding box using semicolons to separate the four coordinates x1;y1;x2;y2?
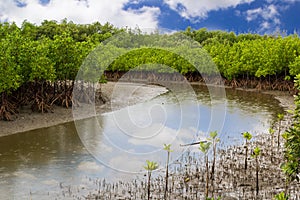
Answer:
0;85;284;199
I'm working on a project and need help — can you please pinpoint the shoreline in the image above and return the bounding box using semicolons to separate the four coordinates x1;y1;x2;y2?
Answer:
0;82;168;137
0;81;295;138
191;81;295;110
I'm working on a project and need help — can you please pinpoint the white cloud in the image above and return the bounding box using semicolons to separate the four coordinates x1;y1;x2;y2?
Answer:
281;0;300;2
261;21;270;29
163;0;254;20
266;0;300;3
245;4;281;33
0;0;160;29
245;7;262;21
246;4;279;22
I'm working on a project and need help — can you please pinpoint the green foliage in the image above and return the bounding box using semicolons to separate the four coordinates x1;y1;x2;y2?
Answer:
289;56;300;76
29;39;56;82
163;144;173;152
1;21;300;85
243;131;252;171
0;20;111;95
49;32;80;80
1;21;299;96
269;128;275;135
109;47;191;74
0;30;23;93
209;131;218;140
274;192;289;200
144;160;159;171
278;113;284;121
144;160;159;200
1;20;300;119
282;75;300;181
199;141;211;154
252;147;261;158
202;33;300;80
243;132;253;141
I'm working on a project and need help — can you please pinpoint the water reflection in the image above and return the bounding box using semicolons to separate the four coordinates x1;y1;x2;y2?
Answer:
0;85;284;199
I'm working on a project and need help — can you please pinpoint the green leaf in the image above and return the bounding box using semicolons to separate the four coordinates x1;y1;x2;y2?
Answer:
252;146;261;158
243;132;252;141
199;141;211;154
163;144;173;152
144;160;159;171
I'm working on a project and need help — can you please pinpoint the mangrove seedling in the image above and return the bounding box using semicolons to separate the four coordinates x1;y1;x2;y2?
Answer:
277;113;284;150
163;144;173;200
269;127;275;148
199;141;211;199
144;160;159;200
252;146;261;197
274;192;289;200
243;132;252;171
208;131;220;197
269;127;275;162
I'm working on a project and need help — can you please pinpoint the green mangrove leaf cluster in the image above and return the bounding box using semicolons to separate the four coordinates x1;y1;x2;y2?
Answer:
282;75;300;182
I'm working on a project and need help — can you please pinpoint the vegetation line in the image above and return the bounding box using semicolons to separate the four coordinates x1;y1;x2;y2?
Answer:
1;20;299;120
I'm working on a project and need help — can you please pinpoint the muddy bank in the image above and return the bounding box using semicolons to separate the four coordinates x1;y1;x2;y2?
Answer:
0;81;295;137
0;82;168;137
105;71;295;92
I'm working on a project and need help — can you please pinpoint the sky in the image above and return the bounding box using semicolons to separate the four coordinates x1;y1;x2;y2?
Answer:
0;0;299;35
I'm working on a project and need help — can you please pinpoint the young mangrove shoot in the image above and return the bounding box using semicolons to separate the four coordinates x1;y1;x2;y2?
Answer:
277;113;284;150
243;132;252;171
269;127;275;162
274;191;289;200
163;144;173;200
144;160;159;200
208;131;220;197
252;146;261;197
199;141;211;199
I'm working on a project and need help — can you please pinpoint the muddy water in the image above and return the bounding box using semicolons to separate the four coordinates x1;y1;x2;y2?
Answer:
0;85;283;199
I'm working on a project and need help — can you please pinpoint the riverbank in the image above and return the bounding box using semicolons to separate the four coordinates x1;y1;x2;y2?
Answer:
0;81;295;137
0;82;168;137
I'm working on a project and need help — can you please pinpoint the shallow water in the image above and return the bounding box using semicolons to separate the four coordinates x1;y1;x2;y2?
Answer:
0;85;283;199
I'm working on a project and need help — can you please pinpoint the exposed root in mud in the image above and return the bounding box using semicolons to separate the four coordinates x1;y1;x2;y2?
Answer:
0;80;108;120
104;71;296;93
0;71;296;121
0;93;18;121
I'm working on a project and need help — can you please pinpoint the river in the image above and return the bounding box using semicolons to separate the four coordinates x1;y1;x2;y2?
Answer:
0;84;284;199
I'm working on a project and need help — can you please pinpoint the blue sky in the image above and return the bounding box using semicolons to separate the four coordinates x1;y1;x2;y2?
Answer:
0;0;299;34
